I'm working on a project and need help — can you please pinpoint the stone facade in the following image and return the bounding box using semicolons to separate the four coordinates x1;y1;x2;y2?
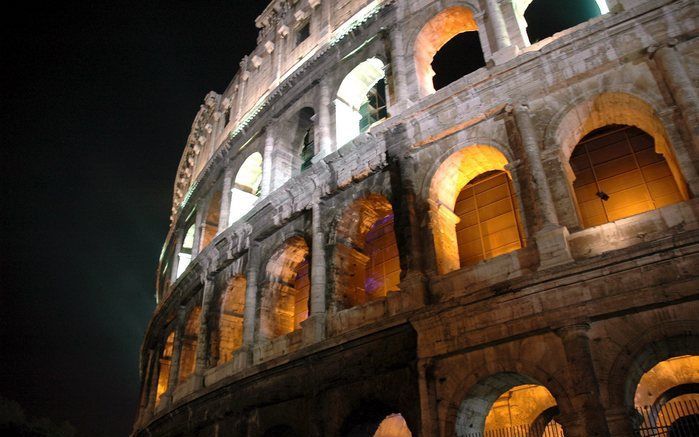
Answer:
134;1;699;436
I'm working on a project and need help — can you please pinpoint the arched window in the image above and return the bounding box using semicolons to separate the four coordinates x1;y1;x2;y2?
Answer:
260;237;311;338
521;0;608;45
570;125;686;228
336;58;387;146
633;356;699;435
454;170;525;267
414;6;484;95
456;374;563;437
229;152;263;225
176;222;196;278
199;188;222;250
178;306;201;383
429;145;525;274
333;195;400;310
155;331;174;404
215;276;246;365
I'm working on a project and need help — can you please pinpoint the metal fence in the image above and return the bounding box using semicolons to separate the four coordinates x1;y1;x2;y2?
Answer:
634;398;699;437
463;420;564;437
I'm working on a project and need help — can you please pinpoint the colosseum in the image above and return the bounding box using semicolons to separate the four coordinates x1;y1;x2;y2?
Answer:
133;0;699;436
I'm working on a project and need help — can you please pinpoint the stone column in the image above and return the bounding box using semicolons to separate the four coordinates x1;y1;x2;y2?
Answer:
193;275;216;389
162;306;186;406
261;124;275;197
386;125;429;297
302;200;326;344
556;323;611;437
170;229;185;283
138;348;156;423
418;358;440;437
217;165;234;234
485;0;518;64
316;77;333;158
191;206;205;259
242;245;260;346
511;103;573;268
388;24;411;113
650;41;699;186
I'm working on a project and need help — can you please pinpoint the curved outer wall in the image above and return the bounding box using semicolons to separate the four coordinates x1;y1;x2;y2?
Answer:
137;0;699;436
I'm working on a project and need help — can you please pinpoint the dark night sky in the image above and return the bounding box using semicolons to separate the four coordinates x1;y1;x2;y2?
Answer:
2;1;260;436
0;1;601;436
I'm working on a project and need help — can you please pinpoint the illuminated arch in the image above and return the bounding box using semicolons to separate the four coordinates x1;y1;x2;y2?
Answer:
178;305;201;383
229;152;263;225
414;5;483;95
155;331;174;404
259;236;310;338
428;144;524;274
455;373;563;437
332;194;399;310
551;93;690;228
336;58;387;146
214;275;246;365
633;356;699;431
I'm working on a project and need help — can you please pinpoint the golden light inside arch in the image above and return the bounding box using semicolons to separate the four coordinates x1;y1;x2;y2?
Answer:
429;144;510;274
635;355;699;409
414;6;479;96
554;92;689;200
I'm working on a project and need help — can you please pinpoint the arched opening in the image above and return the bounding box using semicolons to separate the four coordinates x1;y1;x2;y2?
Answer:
414;6;484;95
260;237;311;338
229;152;263;225
199;188;222;250
336;58;387;146
373;414;413;437
456;374;563;437
333;194;400;310
177;305;201;383
634;356;699;435
294;107;316;172
155;331;174;404
176;222;196;278
569;124;687;228
429;145;525;274
214;276;246;365
520;0;607;45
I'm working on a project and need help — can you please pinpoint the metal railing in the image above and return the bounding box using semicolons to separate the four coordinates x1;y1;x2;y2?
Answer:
463;420;564;437
634;398;699;437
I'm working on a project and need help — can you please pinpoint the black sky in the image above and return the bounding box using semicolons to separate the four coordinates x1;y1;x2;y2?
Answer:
2;1;260;436
0;1;602;435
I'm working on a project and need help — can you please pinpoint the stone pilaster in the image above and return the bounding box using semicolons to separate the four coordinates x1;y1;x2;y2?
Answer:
191;206;205;259
649;40;699;191
386;126;429;296
486;0;518;64
138;348;156;424
261;124;276;197
193;275;216;389
418;358;440;437
161;306;186;407
511;103;573;269
242;244;260;347
388;24;411;113
303;201;326;344
556;323;611;437
217;165;234;233
316;77;333;158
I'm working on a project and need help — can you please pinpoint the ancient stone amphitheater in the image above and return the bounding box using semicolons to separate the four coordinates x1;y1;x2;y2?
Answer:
133;1;699;436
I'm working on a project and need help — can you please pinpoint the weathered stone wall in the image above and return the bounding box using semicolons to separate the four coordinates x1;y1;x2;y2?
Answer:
135;1;699;436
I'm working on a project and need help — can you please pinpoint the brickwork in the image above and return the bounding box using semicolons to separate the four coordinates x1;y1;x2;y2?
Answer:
135;1;699;436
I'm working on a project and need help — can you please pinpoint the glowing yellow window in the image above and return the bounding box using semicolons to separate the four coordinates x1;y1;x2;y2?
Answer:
570;125;685;228
454;170;525;267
